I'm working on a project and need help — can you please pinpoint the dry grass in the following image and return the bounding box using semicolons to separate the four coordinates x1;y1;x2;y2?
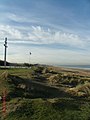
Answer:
67;82;90;97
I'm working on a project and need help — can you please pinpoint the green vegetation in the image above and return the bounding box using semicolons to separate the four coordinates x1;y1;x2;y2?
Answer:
0;66;90;120
4;98;90;120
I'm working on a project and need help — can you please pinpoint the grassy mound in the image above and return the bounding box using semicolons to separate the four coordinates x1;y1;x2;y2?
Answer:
5;98;90;120
0;66;90;120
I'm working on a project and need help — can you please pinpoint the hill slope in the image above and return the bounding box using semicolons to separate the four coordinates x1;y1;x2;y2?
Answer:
0;66;90;120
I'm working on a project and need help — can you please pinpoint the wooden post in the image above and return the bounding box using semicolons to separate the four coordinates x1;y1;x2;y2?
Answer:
4;38;8;67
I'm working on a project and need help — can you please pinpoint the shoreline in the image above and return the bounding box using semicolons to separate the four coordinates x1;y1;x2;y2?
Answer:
52;65;90;71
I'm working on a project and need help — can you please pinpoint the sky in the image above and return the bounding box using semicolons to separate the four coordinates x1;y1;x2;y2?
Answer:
0;0;90;65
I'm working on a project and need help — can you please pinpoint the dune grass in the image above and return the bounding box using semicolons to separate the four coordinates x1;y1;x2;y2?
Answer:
0;66;90;120
4;98;90;120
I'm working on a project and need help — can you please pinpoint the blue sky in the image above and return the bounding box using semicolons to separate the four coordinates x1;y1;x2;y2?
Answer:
0;0;90;65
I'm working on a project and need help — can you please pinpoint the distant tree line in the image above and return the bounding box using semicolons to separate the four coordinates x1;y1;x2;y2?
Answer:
0;60;10;66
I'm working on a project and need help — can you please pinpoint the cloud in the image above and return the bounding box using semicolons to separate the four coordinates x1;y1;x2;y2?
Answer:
0;25;22;39
8;13;40;24
5;44;90;65
28;26;85;47
0;24;86;49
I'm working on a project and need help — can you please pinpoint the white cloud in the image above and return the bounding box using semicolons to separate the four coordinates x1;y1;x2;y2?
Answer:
6;45;90;65
0;24;86;48
8;13;40;24
28;26;85;47
0;25;22;39
0;24;89;64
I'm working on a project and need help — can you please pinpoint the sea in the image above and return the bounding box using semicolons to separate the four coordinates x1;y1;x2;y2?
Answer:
58;65;90;70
